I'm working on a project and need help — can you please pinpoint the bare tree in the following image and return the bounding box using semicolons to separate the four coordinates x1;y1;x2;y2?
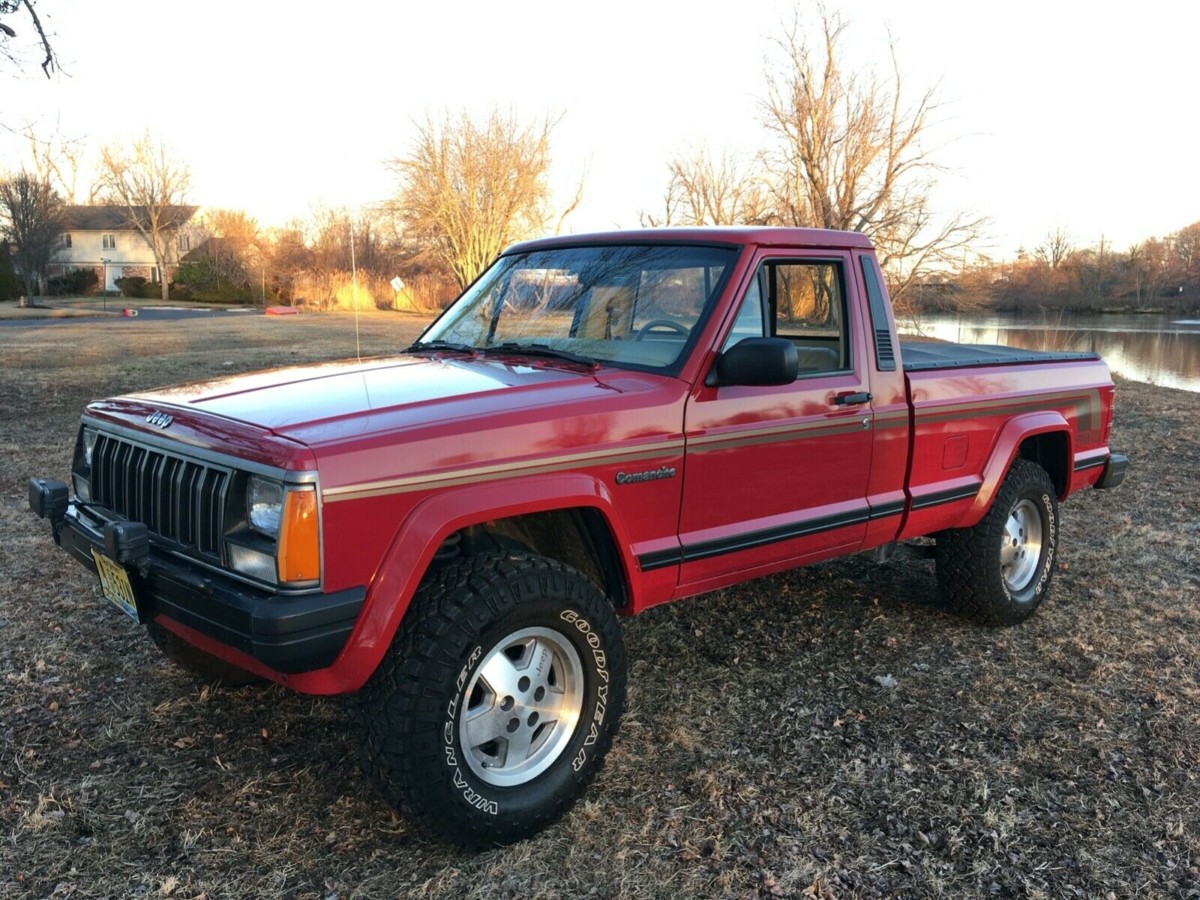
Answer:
1124;239;1169;309
204;208;259;247
1035;228;1073;270
1171;221;1200;291
640;149;772;227
389;110;577;289
23;124;84;202
0;0;56;77
760;9;982;307
0;170;62;293
96;132;192;300
181;208;262;294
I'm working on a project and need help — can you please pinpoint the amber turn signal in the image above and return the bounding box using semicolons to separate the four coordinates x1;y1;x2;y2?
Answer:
277;487;320;583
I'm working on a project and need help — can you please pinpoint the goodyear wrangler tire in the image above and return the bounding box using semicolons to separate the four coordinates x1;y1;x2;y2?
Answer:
147;621;260;686
935;460;1059;626
358;551;627;848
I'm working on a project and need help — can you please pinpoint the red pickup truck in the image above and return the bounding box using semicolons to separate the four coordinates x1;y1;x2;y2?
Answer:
30;227;1126;846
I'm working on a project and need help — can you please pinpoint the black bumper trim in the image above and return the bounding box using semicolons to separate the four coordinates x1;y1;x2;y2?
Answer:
1095;452;1128;490
58;507;364;674
909;481;982;511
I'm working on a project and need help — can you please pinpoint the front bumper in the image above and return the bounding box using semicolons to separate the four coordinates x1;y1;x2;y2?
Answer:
32;483;364;675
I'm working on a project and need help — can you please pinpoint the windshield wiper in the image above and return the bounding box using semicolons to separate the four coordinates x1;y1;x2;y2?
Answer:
406;339;480;356
483;342;598;368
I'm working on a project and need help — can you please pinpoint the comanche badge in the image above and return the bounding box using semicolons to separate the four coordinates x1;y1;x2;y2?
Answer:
615;466;676;485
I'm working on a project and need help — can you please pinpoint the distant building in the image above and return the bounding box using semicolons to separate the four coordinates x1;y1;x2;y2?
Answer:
49;205;202;292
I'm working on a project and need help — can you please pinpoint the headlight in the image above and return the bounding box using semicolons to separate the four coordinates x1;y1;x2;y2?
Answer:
72;427;98;502
231;477;320;586
247;476;284;538
81;429;98;467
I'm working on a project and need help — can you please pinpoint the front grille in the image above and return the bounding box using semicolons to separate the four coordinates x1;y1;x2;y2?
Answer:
90;433;231;559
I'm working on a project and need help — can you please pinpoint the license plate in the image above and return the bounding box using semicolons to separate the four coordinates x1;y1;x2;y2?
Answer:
91;549;139;620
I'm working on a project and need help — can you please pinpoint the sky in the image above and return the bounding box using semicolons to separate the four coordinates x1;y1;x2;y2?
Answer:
3;0;1198;260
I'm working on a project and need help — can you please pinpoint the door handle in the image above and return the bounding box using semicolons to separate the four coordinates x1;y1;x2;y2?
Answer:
832;391;872;406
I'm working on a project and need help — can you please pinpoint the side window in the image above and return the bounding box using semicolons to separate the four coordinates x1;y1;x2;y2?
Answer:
721;273;765;352
766;260;849;372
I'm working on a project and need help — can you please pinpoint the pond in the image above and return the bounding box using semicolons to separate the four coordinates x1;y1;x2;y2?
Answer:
901;312;1200;393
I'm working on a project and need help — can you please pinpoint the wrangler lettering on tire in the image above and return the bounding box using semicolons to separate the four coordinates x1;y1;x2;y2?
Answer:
357;552;627;848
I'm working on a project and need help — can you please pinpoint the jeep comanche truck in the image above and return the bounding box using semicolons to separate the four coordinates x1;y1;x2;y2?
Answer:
30;227;1127;846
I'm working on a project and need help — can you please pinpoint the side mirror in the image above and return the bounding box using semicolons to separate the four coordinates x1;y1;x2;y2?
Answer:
709;337;799;387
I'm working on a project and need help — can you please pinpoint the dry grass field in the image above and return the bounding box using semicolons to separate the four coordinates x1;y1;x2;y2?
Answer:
1;310;1197;898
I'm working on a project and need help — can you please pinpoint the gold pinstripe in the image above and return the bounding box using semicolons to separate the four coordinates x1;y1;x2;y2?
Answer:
686;416;869;452
322;439;685;502
321;388;1105;503
912;388;1102;433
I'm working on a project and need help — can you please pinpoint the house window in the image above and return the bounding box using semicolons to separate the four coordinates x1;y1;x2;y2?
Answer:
102;234;116;250
62;233;73;248
178;234;190;253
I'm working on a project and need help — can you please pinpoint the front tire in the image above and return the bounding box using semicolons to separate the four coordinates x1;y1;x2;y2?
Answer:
935;460;1059;626
358;551;626;848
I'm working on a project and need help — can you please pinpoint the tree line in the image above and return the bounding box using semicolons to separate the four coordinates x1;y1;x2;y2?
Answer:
935;226;1200;315
2;6;1196;317
0;113;557;310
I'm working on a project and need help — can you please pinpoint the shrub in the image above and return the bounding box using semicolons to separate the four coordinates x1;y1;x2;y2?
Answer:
114;275;159;299
172;261;258;304
287;271;455;312
48;267;99;297
404;272;460;311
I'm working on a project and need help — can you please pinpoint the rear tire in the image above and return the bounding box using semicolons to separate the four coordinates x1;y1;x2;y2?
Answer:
357;551;626;848
147;621;260;686
935;460;1059;626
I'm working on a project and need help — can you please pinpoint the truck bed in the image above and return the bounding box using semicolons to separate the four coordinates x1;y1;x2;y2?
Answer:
900;341;1099;372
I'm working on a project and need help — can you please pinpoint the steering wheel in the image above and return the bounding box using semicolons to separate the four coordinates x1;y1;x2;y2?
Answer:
635;319;690;341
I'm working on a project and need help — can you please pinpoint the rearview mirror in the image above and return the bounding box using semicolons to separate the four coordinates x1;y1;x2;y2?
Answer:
709;337;799;387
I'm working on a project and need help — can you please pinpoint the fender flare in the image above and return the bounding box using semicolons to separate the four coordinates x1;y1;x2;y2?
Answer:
958;411;1073;529
326;472;637;692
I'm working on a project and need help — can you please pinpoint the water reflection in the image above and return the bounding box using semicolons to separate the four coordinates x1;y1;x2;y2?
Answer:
903;313;1200;393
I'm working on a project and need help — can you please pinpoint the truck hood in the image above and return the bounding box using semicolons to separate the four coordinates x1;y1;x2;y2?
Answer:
125;355;644;445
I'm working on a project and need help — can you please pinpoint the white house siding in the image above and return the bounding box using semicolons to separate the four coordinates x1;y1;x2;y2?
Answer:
48;206;202;292
50;231;156;290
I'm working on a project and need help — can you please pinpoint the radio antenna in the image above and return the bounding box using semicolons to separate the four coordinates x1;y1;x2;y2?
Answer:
351;216;361;361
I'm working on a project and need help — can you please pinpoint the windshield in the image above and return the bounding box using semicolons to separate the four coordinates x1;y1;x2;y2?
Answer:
416;244;737;370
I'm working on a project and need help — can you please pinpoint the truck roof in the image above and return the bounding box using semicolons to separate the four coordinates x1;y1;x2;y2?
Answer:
506;226;875;254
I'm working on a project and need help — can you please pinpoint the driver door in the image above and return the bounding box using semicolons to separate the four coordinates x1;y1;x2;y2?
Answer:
676;252;875;595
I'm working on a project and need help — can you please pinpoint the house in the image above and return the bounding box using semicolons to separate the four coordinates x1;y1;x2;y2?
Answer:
49;205;201;292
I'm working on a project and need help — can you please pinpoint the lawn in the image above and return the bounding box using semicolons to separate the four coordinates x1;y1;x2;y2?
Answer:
1;311;1196;898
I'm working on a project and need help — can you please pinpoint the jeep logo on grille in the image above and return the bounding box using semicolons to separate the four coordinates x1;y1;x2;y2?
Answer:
146;411;174;429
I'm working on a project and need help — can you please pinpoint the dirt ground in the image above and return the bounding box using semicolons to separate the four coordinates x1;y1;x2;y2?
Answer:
1;312;1197;899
